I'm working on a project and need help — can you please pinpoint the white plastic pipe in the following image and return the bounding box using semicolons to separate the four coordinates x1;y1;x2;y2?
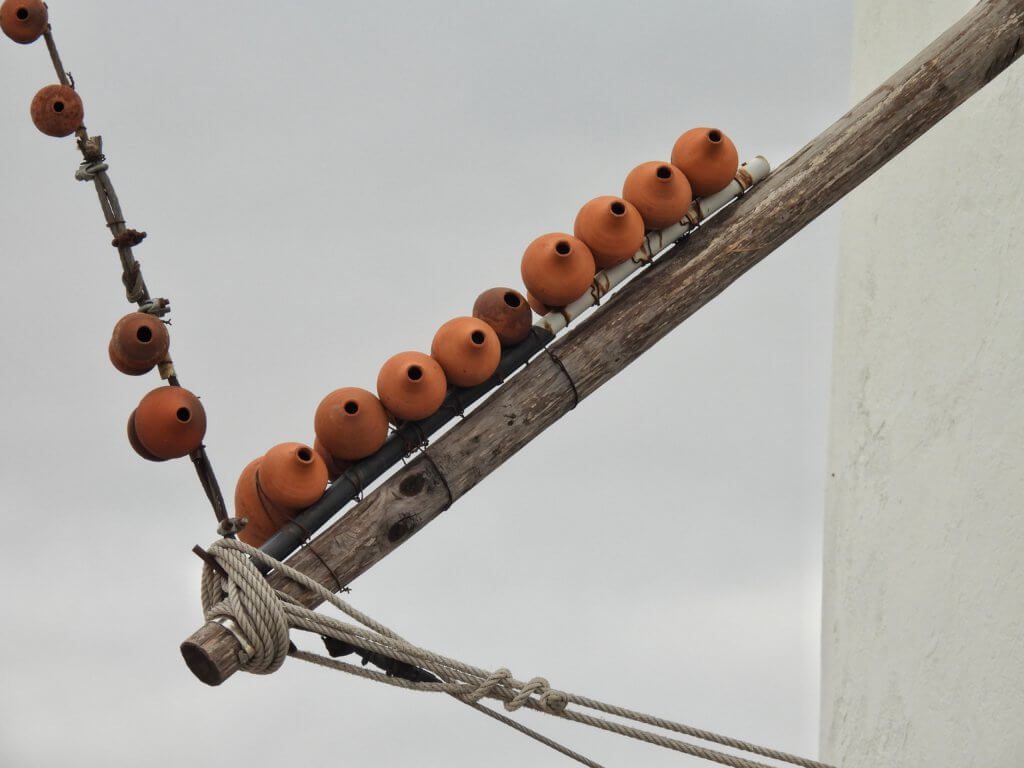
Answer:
536;155;771;335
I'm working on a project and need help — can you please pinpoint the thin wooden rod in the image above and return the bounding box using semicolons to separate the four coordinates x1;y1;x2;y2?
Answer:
182;0;1024;685
42;29;70;87
39;25;231;524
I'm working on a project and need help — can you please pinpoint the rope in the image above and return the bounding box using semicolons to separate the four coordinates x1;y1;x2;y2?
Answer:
200;539;833;768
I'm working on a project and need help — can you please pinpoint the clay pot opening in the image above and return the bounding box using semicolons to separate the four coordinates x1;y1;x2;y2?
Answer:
503;291;521;308
656;164;673;180
407;365;423;381
136;326;153;343
343;400;359;415
470;330;486;346
176;407;192;423
52;101;65;113
609;200;626;217
708;129;722;143
554;239;572;256
296;447;314;463
16;7;30;20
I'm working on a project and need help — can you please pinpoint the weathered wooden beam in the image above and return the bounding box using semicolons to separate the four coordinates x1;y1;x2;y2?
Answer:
181;0;1024;685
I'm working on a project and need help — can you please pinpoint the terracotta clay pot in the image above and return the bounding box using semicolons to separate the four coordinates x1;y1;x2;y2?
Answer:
622;161;694;231
670;127;738;197
132;386;207;460
108;312;170;376
573;196;645;269
126;409;166;463
258;442;328;511
30;84;83;138
314;437;352;483
520;233;595;308
431;317;501;388
314;387;389;462
376;351;447;422
472;287;532;347
526;291;552;315
235;458;283;548
1;0;48;44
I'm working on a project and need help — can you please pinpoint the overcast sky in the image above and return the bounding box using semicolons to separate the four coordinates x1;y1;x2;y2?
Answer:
0;2;851;766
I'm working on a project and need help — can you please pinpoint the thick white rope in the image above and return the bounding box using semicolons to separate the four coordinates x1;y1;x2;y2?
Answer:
200;539;833;768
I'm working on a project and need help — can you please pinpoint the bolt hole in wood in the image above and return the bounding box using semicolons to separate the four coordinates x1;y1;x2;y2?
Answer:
398;473;426;496
387;519;413;543
344;400;359;415
407;365;423;381
53;101;65;113
136;326;153;343
610;200;626;216
503;291;522;308
656;164;673;179
176;407;191;423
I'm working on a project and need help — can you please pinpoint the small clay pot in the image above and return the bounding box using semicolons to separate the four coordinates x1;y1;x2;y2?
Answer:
108;312;170;376
376;351;447;422
573;196;645;269
520;233;595;308
126;409;167;463
258;442;328;511
670;127;738;197
30;84;83;138
431;317;501;388
314;437;352;483
235;458;283;548
132;386;207;460
315;387;389;462
0;0;48;44
526;291;553;316
622;161;694;231
472;287;532;347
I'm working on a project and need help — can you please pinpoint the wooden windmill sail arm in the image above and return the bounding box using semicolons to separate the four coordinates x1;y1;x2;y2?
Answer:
181;0;1024;685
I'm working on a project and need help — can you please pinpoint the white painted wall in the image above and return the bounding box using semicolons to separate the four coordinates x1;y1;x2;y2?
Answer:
822;1;1024;765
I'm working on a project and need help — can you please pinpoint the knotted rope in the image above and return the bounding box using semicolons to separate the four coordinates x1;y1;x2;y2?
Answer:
200;539;833;768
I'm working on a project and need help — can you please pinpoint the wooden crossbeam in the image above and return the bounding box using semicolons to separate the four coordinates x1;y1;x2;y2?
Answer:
181;0;1024;685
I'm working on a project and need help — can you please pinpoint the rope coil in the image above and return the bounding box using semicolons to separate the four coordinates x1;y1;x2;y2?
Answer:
74;159;108;181
199;539;833;768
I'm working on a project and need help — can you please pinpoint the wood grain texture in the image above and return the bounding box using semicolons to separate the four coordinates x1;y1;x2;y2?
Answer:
267;352;576;607
271;458;452;605
182;0;1024;685
428;352;576;499
179;622;242;686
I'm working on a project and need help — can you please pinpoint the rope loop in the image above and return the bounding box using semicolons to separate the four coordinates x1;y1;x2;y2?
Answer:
465;667;512;704
75;160;109;181
200;540;291;675
540;688;570;713
504;676;568;713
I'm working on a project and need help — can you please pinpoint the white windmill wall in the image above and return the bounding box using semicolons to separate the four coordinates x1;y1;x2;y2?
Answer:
821;1;1024;765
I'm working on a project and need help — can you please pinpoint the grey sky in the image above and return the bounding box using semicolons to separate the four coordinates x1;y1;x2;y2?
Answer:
0;2;851;766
